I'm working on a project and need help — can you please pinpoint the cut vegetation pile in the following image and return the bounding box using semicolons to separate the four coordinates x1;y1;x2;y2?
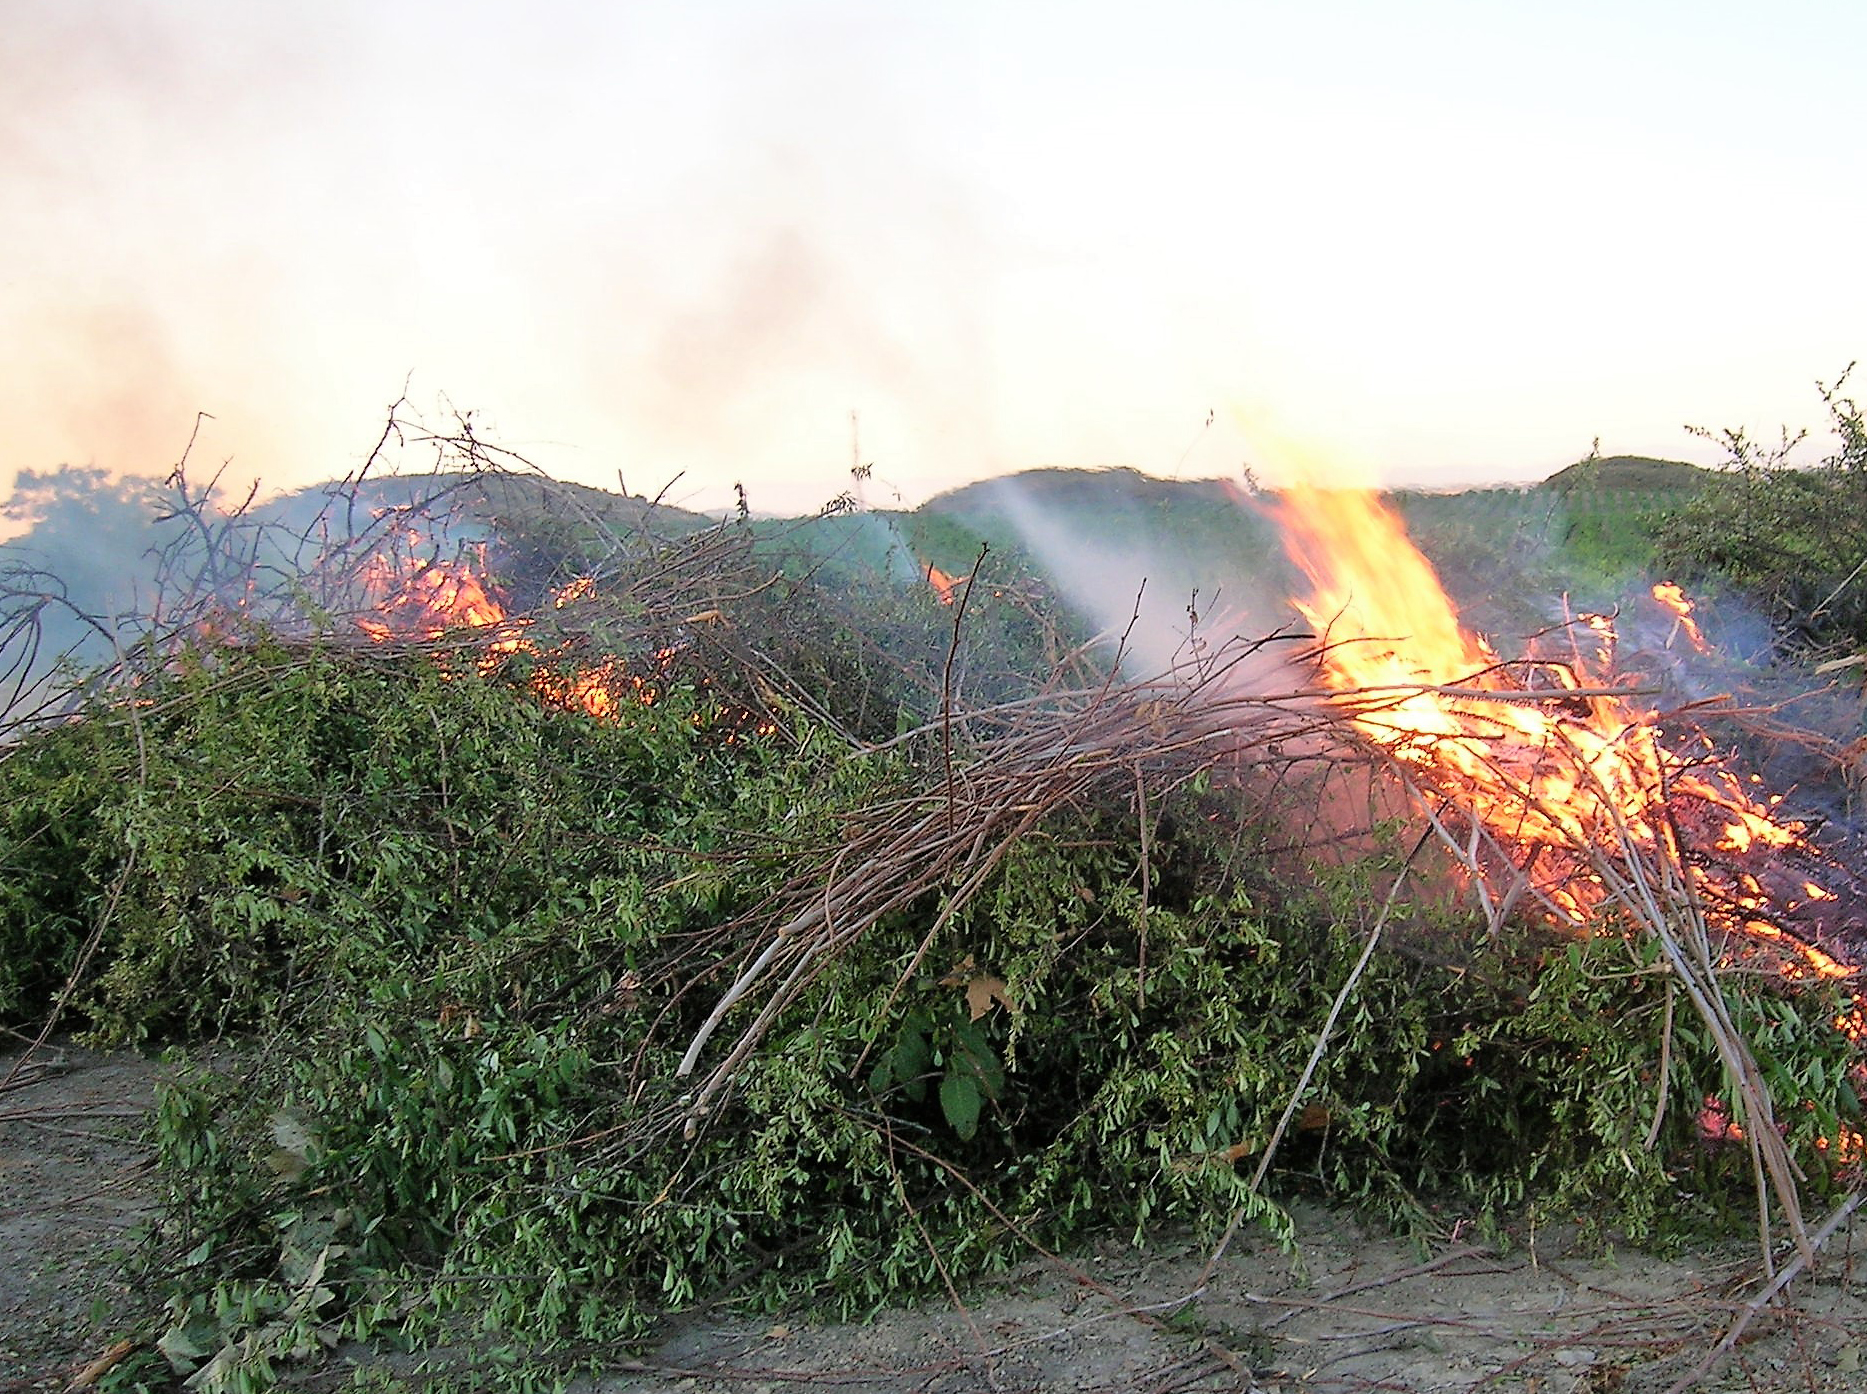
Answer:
2;400;1865;1392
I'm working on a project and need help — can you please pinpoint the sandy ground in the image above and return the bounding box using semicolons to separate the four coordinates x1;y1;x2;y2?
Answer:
0;1043;159;1393
4;1046;1864;1393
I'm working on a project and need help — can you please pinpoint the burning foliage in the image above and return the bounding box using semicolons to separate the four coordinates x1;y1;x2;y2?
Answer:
924;560;968;605
1276;486;1866;1199
1275;484;1862;953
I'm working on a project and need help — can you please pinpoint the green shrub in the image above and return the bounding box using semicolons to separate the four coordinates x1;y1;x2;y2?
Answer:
1663;369;1867;651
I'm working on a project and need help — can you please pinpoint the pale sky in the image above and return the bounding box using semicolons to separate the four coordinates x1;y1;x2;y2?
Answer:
3;0;1863;518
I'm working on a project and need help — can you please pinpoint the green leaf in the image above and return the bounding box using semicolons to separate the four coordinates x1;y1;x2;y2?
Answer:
940;1073;982;1139
952;1019;1004;1098
156;1321;209;1371
894;1027;931;1102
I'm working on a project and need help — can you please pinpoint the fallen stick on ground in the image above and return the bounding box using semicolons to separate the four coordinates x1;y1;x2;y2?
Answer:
61;1338;136;1393
1661;1188;1865;1394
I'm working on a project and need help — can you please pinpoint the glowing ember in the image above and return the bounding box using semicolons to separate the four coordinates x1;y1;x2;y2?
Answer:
352;538;644;716
1815;1126;1865;1163
1651;581;1711;654
925;563;968;606
1735;918;1854;981
529;658;655;719
1696;1095;1742;1146
1838;1003;1867;1045
554;575;597;607
1700;1095;1866;1166
349;539;773;740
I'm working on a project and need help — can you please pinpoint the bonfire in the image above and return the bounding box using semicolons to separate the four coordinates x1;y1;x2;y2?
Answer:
663;480;1867;1375
322;472;1865;1267
5;436;1863;1392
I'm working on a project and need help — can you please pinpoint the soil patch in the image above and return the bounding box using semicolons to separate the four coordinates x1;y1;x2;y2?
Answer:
0;1043;163;1393
5;1049;1863;1392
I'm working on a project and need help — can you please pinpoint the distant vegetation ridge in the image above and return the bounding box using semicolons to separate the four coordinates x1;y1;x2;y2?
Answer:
1539;455;1711;496
921;456;1712;520
919;465;1236;521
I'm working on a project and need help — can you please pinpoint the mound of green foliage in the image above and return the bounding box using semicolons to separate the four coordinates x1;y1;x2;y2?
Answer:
6;629;1860;1393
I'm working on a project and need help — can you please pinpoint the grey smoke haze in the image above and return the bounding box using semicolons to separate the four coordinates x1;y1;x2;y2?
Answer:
0;466;187;721
0;450;496;725
985;476;1289;678
0;2;1010;519
7;1;1865;528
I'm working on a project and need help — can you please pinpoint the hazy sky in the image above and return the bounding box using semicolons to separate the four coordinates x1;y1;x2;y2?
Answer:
4;0;1863;517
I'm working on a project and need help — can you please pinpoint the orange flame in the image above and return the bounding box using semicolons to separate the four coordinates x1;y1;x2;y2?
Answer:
925;563;967;606
1651;582;1711;654
1699;1095;1865;1166
350;542;774;738
354;538;524;662
529;657;656;718
1272;484;1838;948
353;541;638;718
1272;483;1862;1161
1277;485;1662;861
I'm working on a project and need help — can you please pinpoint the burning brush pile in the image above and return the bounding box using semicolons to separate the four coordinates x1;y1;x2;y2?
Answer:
1271;485;1864;1252
0;460;795;744
1;442;1863;1388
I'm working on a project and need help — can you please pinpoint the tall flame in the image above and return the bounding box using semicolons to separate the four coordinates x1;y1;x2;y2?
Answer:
1271;485;1828;945
1276;484;1665;858
1272;484;1862;1160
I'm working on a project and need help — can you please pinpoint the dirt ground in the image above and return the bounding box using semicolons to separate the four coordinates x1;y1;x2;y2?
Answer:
0;1043;161;1393
4;1045;1864;1394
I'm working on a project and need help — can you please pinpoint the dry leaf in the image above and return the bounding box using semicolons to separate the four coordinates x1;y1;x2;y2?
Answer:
63;1337;135;1392
965;974;1013;1021
1134;698;1173;736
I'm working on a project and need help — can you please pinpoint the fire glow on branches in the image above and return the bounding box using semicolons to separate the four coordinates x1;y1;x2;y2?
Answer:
1271;483;1863;1163
349;527;670;722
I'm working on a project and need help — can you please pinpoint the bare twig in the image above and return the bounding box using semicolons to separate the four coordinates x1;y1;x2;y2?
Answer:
1660;1189;1865;1394
942;542;989;837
